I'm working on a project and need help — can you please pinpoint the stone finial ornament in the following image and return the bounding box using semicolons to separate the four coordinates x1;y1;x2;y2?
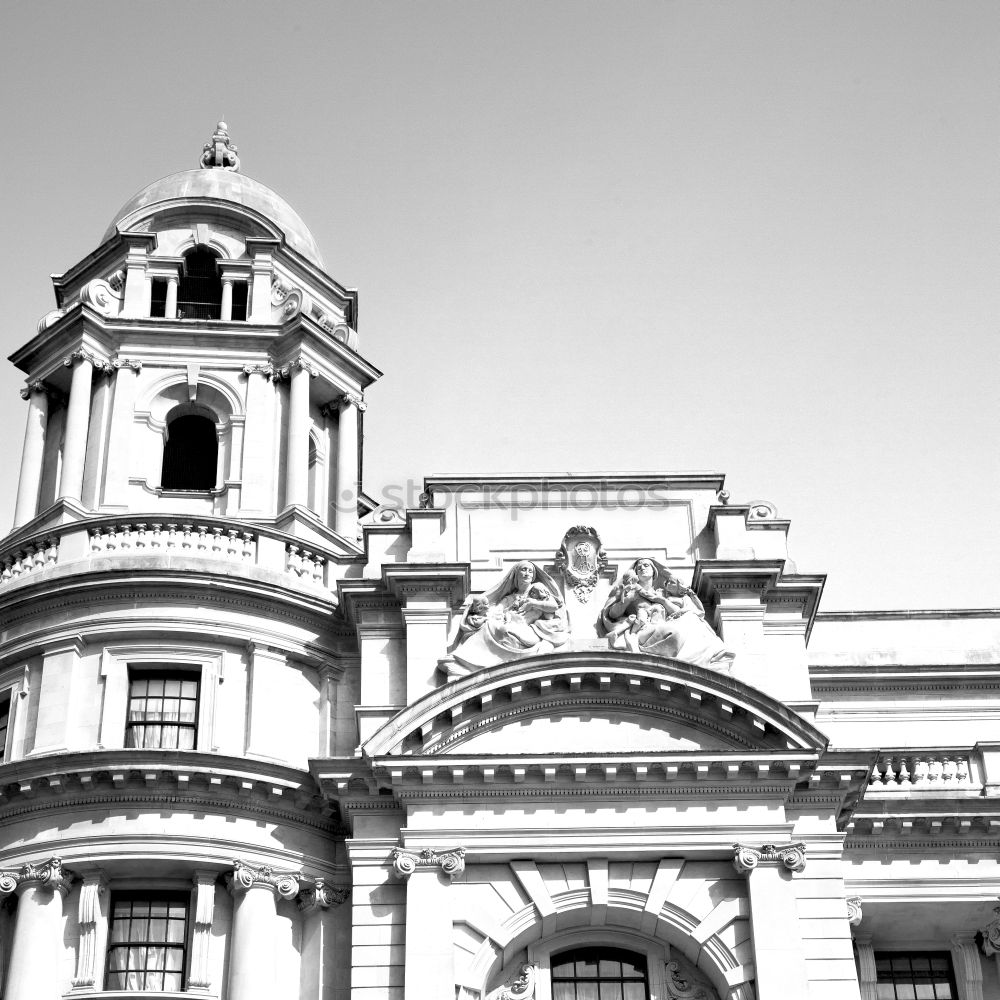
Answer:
200;121;240;172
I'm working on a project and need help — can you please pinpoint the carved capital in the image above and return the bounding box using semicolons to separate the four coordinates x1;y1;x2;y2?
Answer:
0;857;75;896
242;363;274;380
112;358;143;373
294;357;319;378
847;896;863;926
391;846;465;880
63;348;111;374
298;879;351;912
227;859;300;900
732;842;806;874
341;390;367;412
19;380;47;401
979;901;1000;955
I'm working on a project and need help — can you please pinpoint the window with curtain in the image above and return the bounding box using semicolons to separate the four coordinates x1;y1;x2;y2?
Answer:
551;948;649;1000
874;952;957;999
125;672;199;750
105;893;189;991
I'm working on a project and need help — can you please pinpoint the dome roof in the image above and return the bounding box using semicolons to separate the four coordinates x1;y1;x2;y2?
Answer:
103;167;325;268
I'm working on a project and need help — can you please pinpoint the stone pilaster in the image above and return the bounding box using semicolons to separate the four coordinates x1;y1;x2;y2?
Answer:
393;847;465;1000
335;391;364;537
188;870;218;992
14;382;49;528
733;843;809;999
298;880;350;1000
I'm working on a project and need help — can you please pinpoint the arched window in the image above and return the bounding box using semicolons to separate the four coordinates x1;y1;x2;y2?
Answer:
550;948;648;1000
177;246;222;320
161;411;218;491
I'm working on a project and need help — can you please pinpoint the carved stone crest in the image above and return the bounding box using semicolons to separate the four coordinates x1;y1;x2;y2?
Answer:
554;526;607;601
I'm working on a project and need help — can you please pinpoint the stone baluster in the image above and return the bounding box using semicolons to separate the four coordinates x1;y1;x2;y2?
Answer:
14;382;49;528
0;858;75;1000
227;860;301;1000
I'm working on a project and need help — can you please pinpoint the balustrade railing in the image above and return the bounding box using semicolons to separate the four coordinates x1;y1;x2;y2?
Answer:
89;522;256;562
870;752;976;791
0;518;336;593
0;538;58;582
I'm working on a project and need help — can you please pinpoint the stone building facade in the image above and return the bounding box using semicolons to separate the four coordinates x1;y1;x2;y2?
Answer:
0;124;997;1000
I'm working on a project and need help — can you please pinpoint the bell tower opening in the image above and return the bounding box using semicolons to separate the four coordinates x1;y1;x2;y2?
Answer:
161;408;219;492
177;246;223;320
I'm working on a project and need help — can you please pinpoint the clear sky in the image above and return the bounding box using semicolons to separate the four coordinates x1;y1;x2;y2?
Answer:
1;1;997;610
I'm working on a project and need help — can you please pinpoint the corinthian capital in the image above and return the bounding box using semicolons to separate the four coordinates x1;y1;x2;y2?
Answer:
298;879;351;912
0;857;75;896
732;842;806;874
391;846;465;880
227;859;301;900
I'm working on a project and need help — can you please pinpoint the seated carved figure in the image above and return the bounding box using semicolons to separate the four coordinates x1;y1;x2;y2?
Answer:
602;558;734;670
455;561;569;669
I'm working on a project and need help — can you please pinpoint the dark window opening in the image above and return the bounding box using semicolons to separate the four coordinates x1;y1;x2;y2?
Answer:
161;413;218;491
875;952;957;999
125;671;199;750
177;246;222;320
551;948;649;1000
149;279;168;318
231;281;248;322
0;693;10;762
106;892;189;992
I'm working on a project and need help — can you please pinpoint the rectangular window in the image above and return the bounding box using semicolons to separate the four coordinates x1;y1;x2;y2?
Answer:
875;952;957;999
231;281;248;322
149;278;168;318
106;893;189;992
125;671;199;750
0;693;10;762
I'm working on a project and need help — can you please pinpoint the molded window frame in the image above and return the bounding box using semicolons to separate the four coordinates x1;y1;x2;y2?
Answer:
104;889;191;992
99;646;222;753
524;930;671;1000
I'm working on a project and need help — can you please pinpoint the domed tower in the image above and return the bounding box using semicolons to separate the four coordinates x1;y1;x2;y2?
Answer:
0;124;376;1000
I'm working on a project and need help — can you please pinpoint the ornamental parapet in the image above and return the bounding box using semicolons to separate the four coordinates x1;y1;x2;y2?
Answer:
732;842;806;874
0;856;75;895
0;514;359;594
391;846;466;880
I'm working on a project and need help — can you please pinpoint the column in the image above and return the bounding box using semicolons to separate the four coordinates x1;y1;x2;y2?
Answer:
13;382;49;528
393;846;465;1000
284;359;316;510
165;275;179;319
298;881;350;1000
101;360;142;509
733;843;810;999
335;391;364;537
188;871;217;992
227;860;301;1000
240;364;275;515
71;871;108;989
221;278;234;322
0;858;75;1000
59;350;99;502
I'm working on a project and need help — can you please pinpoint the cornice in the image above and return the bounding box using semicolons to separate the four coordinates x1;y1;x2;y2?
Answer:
422;472;726;493
0;750;345;834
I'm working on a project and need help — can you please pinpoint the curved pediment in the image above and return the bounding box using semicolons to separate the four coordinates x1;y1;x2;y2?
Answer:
363;652;828;758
